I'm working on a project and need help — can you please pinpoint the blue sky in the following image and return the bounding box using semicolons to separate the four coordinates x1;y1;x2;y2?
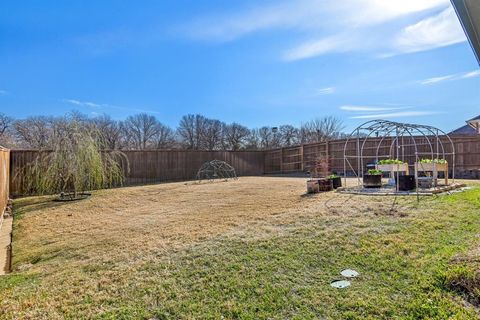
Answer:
0;0;479;132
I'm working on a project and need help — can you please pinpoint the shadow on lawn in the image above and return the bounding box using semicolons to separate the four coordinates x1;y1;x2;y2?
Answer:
13;195;76;218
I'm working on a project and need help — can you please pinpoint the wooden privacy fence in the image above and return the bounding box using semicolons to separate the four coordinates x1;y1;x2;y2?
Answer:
0;147;10;222
9;150;265;196
7;135;480;196
265;135;480;177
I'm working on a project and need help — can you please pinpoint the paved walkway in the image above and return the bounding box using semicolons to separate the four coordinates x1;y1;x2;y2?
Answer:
0;216;12;275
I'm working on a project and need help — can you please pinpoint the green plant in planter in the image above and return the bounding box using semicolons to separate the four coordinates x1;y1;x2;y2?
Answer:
377;159;404;165
367;169;382;175
419;158;447;164
327;174;339;179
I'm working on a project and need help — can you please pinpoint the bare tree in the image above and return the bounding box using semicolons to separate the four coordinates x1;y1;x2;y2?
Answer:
14;116;53;148
279;125;299;147
92;114;122;149
222;123;249;150
122;113;159;149
154;123;176;149
203;119;224;150
0;113;14;147
177;114;207;149
0;113;13;137
177;114;225;150
245;128;261;150
259;126;273;149
300;116;344;143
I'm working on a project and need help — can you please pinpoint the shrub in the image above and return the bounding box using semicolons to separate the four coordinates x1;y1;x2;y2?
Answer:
19;116;126;197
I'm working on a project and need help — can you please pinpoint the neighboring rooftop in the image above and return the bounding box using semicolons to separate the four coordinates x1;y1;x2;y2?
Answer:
450;114;480;135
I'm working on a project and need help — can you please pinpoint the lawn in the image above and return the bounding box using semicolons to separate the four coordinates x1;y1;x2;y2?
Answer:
1;177;480;319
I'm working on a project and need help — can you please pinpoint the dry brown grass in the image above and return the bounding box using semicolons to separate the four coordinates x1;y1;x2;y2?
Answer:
12;177;411;270
3;177;480;319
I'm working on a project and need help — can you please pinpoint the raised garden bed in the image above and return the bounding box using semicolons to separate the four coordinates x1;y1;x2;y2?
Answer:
376;163;410;175
415;161;448;186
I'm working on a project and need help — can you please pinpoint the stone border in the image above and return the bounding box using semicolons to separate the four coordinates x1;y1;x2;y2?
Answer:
0;199;13;275
337;183;467;196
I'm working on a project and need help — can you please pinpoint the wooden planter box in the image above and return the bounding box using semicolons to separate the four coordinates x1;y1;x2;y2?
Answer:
376;163;409;175
307;179;319;193
318;179;333;192
414;162;448;185
306;179;333;193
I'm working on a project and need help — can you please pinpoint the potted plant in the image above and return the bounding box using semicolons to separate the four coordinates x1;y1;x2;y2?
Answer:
363;169;382;188
397;175;416;191
327;174;342;189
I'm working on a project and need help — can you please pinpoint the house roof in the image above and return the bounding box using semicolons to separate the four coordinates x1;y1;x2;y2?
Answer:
451;0;480;65
467;114;480;122
449;124;478;135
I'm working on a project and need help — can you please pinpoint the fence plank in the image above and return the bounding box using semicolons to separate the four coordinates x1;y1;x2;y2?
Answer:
0;148;10;221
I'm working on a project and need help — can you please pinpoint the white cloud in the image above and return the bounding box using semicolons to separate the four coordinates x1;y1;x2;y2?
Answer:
340;105;410;112
63;99;101;108
284;34;355;61
182;0;449;41
314;87;335;95
461;70;480;79
391;7;466;55
350;111;439;119
420;70;480;85
179;0;459;60
63;98;160;114
421;75;456;85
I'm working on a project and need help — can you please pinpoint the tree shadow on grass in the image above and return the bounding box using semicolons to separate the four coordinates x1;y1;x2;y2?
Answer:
13;195;76;218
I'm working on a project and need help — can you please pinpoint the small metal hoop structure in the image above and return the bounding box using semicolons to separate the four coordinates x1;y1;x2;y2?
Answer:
196;160;237;181
343;120;455;193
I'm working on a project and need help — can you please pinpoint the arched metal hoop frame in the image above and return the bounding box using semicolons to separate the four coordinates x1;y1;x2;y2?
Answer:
196;159;238;181
343;120;455;190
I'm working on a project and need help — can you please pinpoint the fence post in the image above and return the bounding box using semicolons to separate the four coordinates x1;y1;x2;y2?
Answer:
300;144;304;171
325;140;330;172
280;148;284;173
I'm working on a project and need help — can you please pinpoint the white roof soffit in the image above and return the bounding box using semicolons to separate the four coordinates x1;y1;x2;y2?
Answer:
451;0;480;65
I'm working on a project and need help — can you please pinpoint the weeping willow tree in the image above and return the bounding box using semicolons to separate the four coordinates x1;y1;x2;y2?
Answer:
19;116;127;199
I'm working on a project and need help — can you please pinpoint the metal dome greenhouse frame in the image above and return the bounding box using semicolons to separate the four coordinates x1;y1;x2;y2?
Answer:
343;120;456;194
196;160;237;181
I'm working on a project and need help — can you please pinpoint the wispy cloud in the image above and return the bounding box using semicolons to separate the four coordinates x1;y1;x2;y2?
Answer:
63;99;160;114
420;70;480;85
181;0;449;41
0;90;8;96
350;111;440;119
314;87;335;96
340;105;410;112
284;34;355;61
461;70;480;79
63;99;102;108
391;7;466;55
340;104;439;119
421;75;456;85
179;0;460;60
